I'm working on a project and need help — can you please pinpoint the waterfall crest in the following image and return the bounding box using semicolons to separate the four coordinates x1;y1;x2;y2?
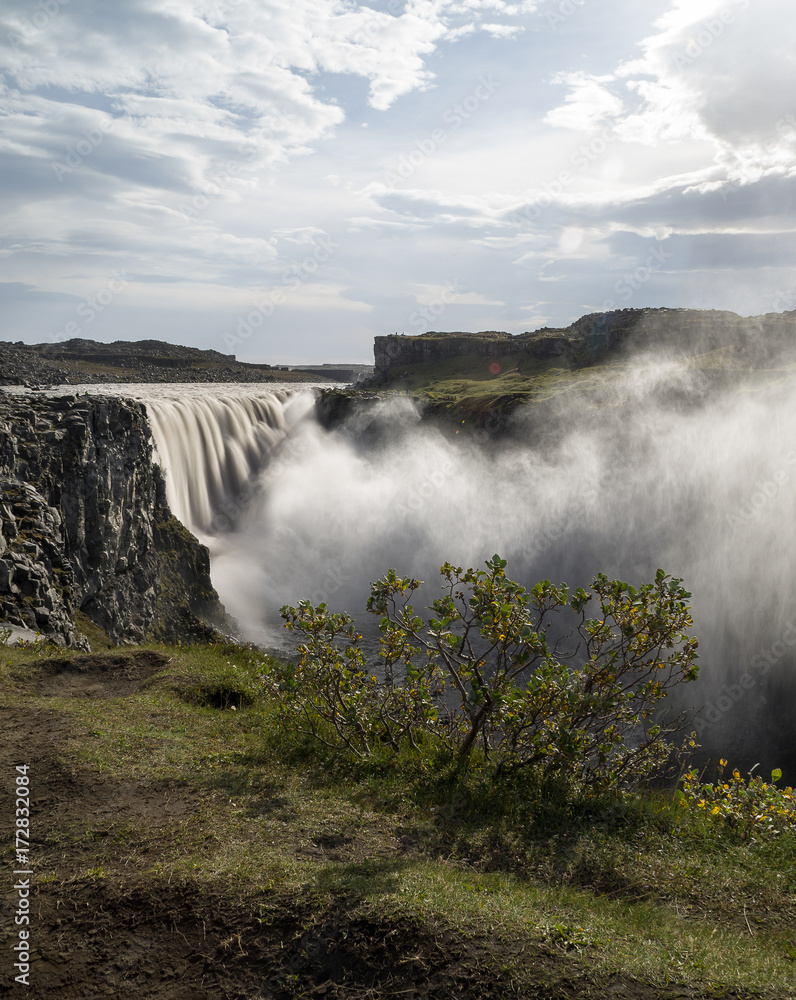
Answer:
145;388;312;535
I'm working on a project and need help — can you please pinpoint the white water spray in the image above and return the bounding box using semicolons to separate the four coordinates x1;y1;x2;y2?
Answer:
93;362;796;775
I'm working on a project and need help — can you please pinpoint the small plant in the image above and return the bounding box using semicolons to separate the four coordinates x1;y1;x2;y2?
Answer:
545;921;598;953
14;632;56;656
263;602;436;756
680;760;796;840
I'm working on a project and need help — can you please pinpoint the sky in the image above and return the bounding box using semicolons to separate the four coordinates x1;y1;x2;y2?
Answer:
1;0;795;364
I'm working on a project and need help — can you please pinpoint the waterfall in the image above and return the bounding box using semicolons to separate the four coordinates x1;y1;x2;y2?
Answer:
120;375;796;777
144;388;314;536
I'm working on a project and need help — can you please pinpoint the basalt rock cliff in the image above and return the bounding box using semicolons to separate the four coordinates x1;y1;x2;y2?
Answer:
0;393;233;648
372;307;796;379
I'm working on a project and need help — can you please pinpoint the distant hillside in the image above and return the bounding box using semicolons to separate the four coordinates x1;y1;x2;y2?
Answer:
367;307;796;426
0;338;352;387
373;307;796;378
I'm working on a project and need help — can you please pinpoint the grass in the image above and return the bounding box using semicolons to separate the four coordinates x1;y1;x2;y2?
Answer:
380;351;604;404
73;609;116;649
2;638;795;997
343;861;792;988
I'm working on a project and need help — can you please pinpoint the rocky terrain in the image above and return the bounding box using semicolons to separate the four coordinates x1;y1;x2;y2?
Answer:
0;392;232;648
0;338;339;387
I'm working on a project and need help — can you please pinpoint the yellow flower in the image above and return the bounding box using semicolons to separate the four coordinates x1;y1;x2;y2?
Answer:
719;758;727;767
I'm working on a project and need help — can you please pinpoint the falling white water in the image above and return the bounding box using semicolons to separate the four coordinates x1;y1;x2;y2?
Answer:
144;388;312;534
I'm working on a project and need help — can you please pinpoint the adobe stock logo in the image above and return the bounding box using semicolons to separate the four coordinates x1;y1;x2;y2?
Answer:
222;235;340;351
672;0;749;70
7;0;69;50
49;271;130;343
408;280;466;332
543;0;586;30
600;242;673;309
52;120;115;182
695;622;796;734
725;451;796;529
384;77;500;186
508;127;619;229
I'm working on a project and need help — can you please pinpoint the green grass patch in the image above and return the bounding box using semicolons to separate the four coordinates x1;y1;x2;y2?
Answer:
73;609;115;649
1;639;794;997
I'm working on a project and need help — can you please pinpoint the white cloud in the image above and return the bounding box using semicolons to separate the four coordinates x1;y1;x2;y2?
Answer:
414;282;501;305
545;0;796;182
446;23;477;39
544;72;625;132
480;23;524;37
0;0;536;216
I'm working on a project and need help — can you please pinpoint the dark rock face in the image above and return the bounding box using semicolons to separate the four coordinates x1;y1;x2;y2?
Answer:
0;393;232;647
373;332;514;376
313;389;386;430
372;308;796;379
0;479;80;646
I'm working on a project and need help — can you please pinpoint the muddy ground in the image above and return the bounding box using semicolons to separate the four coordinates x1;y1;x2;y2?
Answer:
0;652;772;999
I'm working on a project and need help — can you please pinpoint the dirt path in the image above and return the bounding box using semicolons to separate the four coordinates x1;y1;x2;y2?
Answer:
0;654;238;999
0;653;765;999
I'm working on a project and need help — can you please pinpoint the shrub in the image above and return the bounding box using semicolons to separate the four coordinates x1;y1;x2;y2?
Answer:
680;760;796;840
268;556;699;790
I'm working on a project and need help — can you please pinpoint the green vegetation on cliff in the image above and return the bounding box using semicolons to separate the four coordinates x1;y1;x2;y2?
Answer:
369;308;796;426
152;512;237;644
379;352;626;422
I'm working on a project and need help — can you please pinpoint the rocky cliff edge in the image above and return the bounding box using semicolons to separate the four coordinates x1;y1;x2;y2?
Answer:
0;392;234;648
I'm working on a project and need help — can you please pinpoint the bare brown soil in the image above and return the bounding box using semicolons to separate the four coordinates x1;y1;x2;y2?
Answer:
27;651;173;699
0;652;771;999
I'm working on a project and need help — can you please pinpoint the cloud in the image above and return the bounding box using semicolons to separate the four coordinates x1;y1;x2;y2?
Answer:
0;0;792;358
480;22;524;37
0;0;536;269
544;72;625;132
545;0;796;176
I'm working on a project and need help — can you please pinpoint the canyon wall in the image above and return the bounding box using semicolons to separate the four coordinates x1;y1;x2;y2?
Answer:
372;307;796;378
0;392;232;648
